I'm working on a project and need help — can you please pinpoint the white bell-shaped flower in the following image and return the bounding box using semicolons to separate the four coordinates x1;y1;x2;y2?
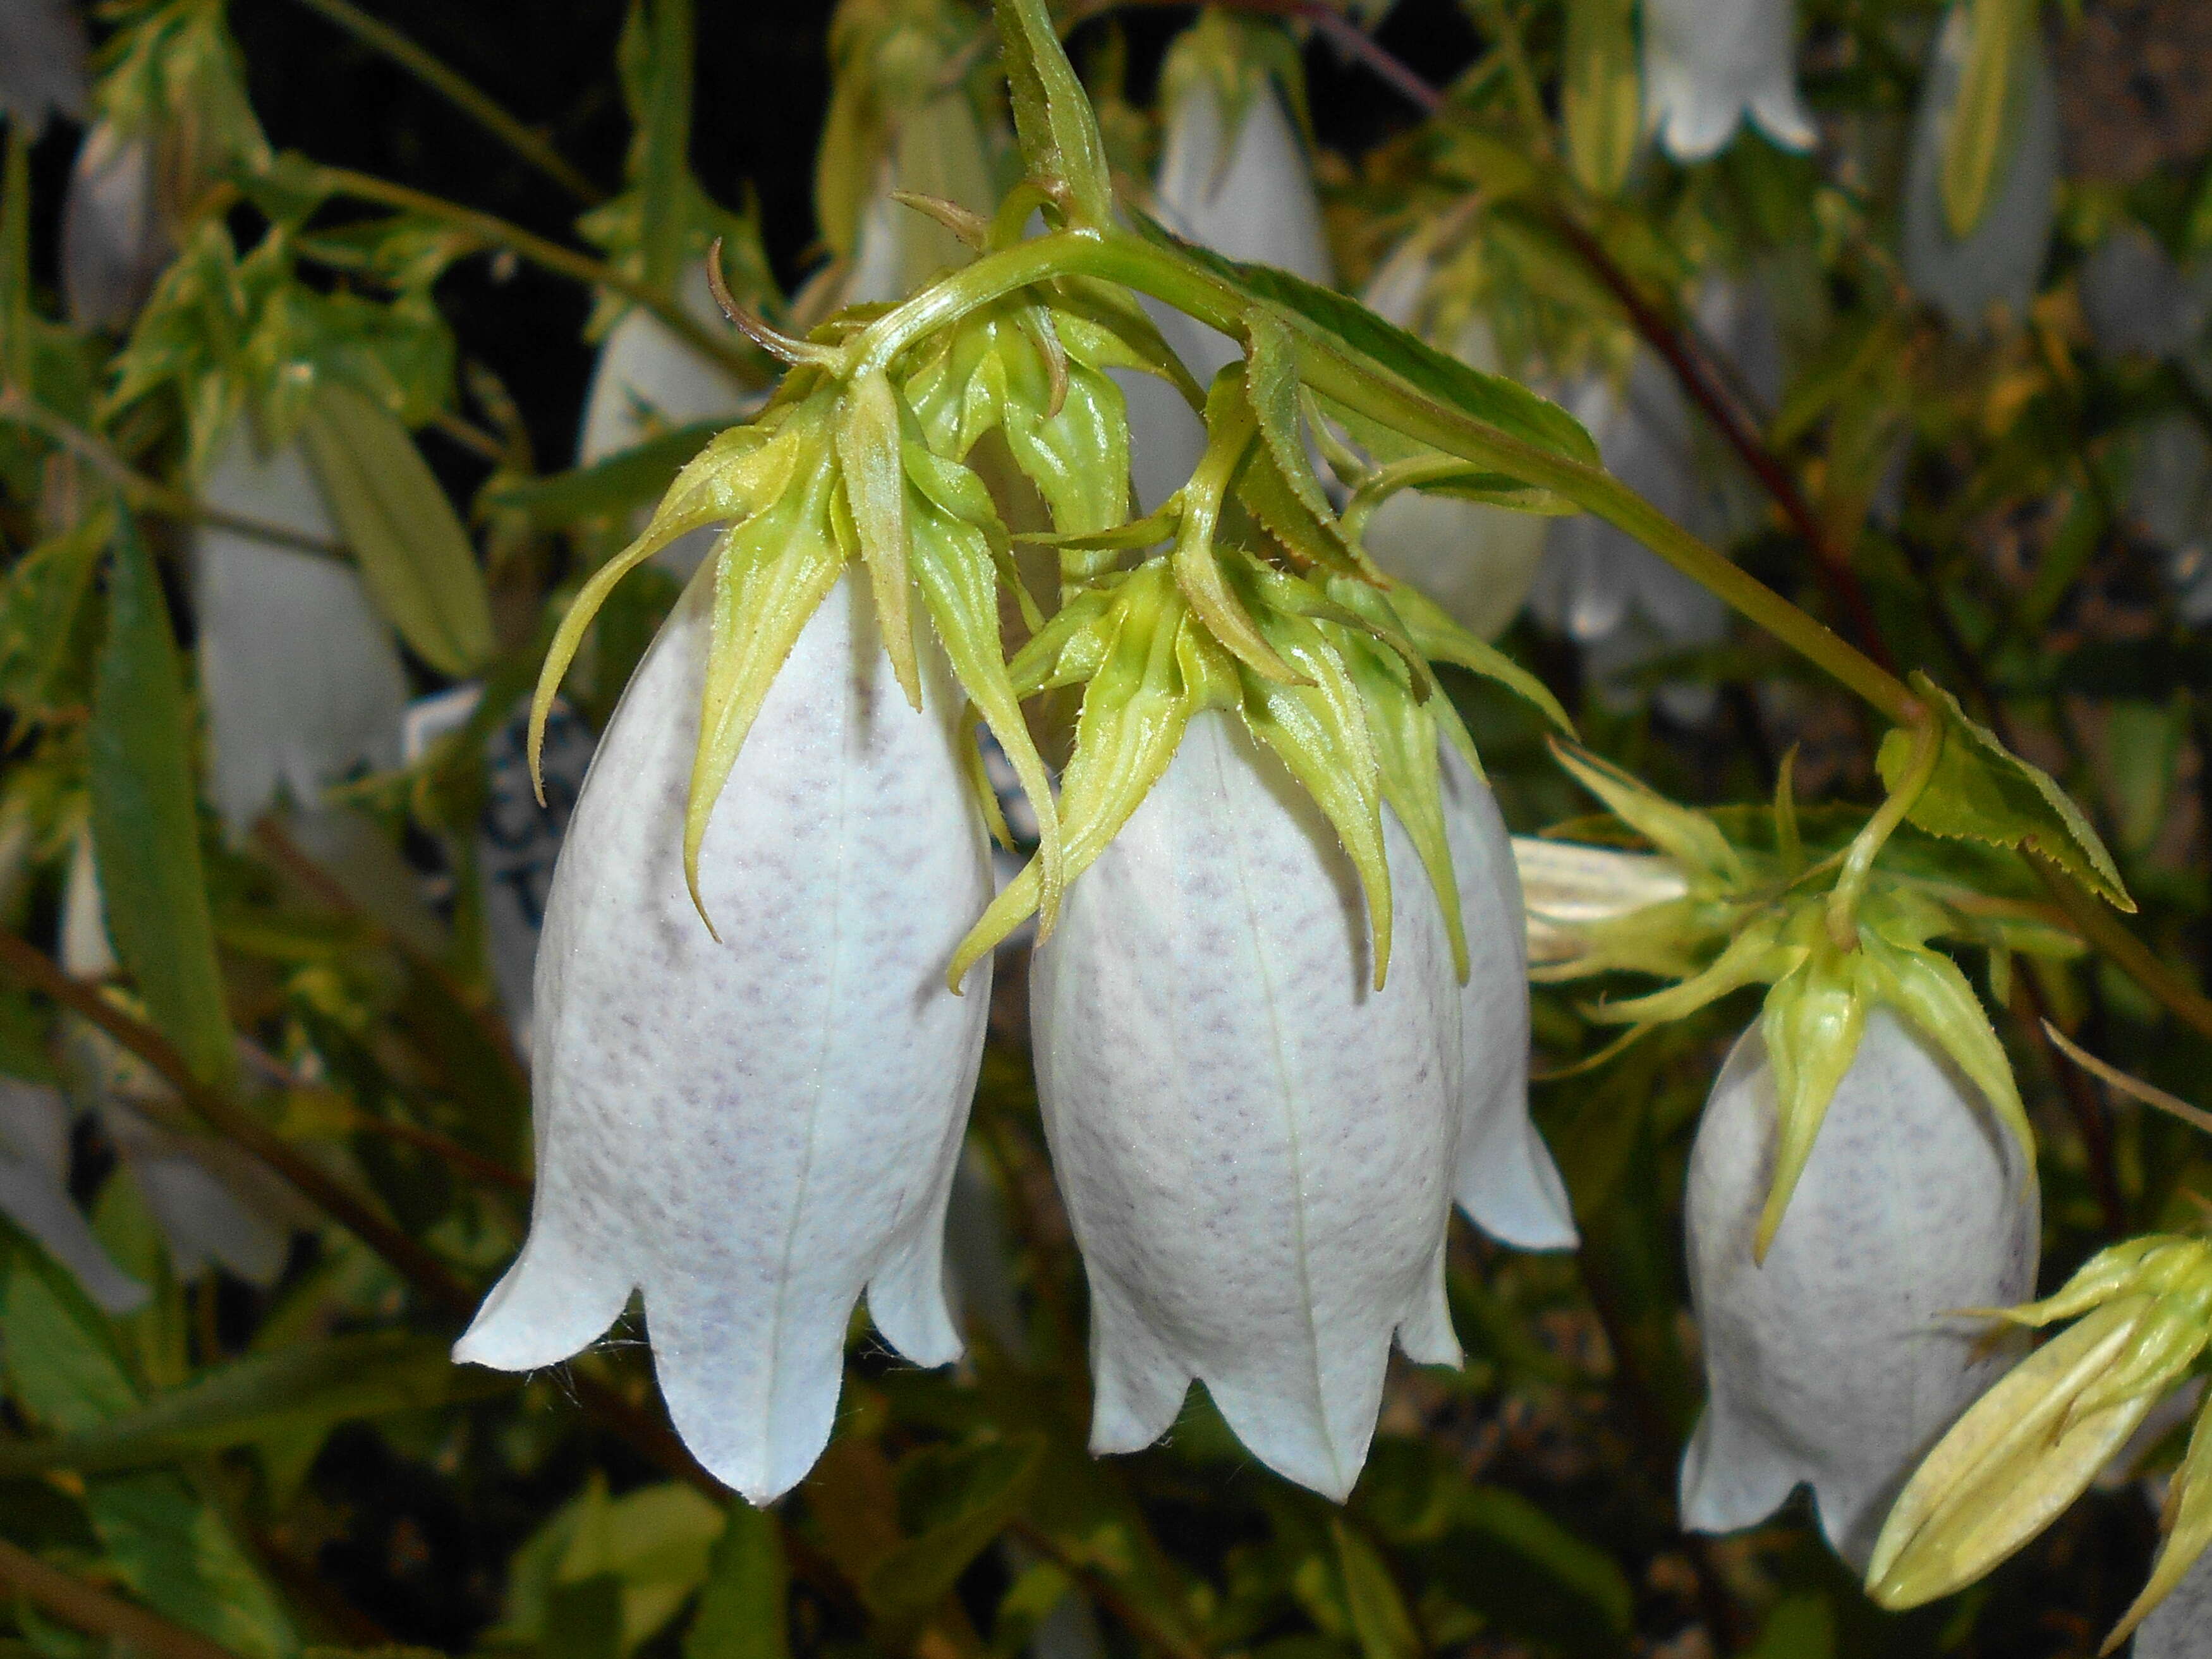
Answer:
1642;0;1816;161
2081;226;2212;362
1031;711;1570;1500
577;262;755;581
2137;1548;2212;1658
1902;2;2058;333
0;1076;147;1314
1355;241;1550;640
454;571;994;1504
1681;1009;2039;1568
0;0;87;135
195;425;409;837
61;123;167;329
2124;416;2212;625
58;834;299;1286
1123;54;1332;511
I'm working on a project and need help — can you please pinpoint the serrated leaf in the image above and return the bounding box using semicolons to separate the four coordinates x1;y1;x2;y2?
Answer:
1883;675;2131;911
90;513;233;1088
298;382;494;678
996;0;1114;228
1244;310;1361;567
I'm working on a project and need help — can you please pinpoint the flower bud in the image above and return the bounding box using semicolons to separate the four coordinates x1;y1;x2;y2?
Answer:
1031;710;1567;1500
195;424;409;838
1641;0;1816;161
1902;1;2058;333
1682;1007;2039;1569
455;570;994;1504
1868;1236;2212;1611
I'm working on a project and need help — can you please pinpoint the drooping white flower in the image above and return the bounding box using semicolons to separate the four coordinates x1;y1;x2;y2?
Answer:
1030;710;1570;1500
61;123;166;329
454;571;994;1504
195;424;409;838
1902;3;2058;334
59;834;298;1286
1122;44;1332;511
0;0;87;135
0;1075;148;1314
2137;1548;2212;1659
1642;0;1816;162
577;262;756;580
1530;276;1777;721
1354;239;1550;640
1681;1009;2039;1569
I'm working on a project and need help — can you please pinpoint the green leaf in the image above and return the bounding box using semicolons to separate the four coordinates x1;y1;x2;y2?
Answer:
619;0;696;297
484;422;725;533
0;515;106;718
544;1575;626;1659
88;1473;299;1659
2;1231;140;1432
1882;675;2132;911
1941;0;2033;239
995;0;1115;229
1563;0;1639;197
1409;1484;1632;1656
298;382;495;678
90;512;233;1087
686;1502;788;1659
865;1435;1043;1623
1330;1519;1421;1659
0;1334;512;1477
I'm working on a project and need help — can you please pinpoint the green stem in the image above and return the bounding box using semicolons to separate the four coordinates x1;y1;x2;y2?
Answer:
313;166;761;382
1826;712;1940;948
283;0;605;206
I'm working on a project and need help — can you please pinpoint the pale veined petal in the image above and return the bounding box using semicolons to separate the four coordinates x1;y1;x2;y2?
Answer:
1439;744;1576;1250
61;123;167;329
195;425;409;837
1031;710;1462;1500
455;570;994;1504
1680;1009;2039;1569
577;261;757;580
1643;0;1816;162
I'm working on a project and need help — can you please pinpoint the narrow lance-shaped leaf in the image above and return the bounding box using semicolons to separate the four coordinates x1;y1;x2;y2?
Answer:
90;509;233;1086
995;0;1114;228
298;382;495;678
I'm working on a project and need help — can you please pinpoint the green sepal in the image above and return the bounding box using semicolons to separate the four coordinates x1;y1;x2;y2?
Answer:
950;564;1194;982
1756;928;1876;1258
995;0;1115;228
684;461;848;926
901;439;1066;947
836;367;922;708
1550;742;1744;886
1587;909;1797;1028
1172;370;1301;684
1389;583;1574;737
1885;674;2132;911
1243;310;1366;573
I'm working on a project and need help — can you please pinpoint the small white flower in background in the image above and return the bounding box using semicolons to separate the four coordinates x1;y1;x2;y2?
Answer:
1531;274;1779;721
454;572;994;1504
1641;0;1816;162
2081;225;2212;363
1902;1;2058;334
1680;1008;2038;1569
577;262;757;581
1510;836;1689;967
2137;1550;2212;1659
1122;18;1332;512
195;424;410;839
0;0;87;135
0;1075;148;1314
1031;711;1572;1500
1354;237;1552;640
2123;416;2212;626
61;123;166;329
59;834;300;1288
